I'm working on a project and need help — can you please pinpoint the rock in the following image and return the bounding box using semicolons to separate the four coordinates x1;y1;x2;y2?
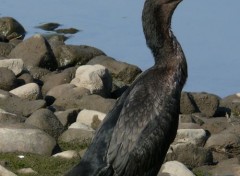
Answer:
10;83;41;100
210;158;240;176
55;28;79;34
25;108;65;138
178;123;202;129
158;161;195;176
70;65;112;96
0;67;16;91
220;93;240;117
173;129;207;146
0;109;26;124
179;114;196;123
0;89;46;117
0;42;15;57
71;94;116;114
16;72;34;86
205;126;240;156
191;92;220;117
166;144;213;168
0;58;24;75
53;44;105;68
0;164;17;176
41;66;76;95
180;92;198;114
45;83;90;107
87;55;142;84
0;123;56;156
54;109;80;127
69;122;94;131
53;150;79;159
76;109;106;130
0;17;26;40
17;168;38;175
200;116;230;134
59;128;93;145
36;22;61;31
28;67;51;80
9;34;57;70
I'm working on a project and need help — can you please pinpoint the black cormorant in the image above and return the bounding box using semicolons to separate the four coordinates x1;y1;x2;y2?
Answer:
66;0;187;175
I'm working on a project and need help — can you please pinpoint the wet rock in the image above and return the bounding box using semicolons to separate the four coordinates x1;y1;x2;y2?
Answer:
0;109;26;124
0;42;15;56
0;67;16;91
76;109;106;130
10;83;41;100
191;92;220;117
0;58;24;75
0;89;46;117
54;109;80;127
158;161;195;176
71;65;112;97
0;123;56;156
36;22;61;31
0;17;26;40
53;150;79;159
87;55;142;84
41;67;76;95
0;164;17;176
9;34;57;70
55;27;79;34
25;108;65;139
53;44;105;68
166;144;213;168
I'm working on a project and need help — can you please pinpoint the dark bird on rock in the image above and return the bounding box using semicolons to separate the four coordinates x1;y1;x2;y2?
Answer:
66;0;187;175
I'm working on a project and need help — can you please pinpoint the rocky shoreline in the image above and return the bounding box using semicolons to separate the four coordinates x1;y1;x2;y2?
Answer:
0;17;240;176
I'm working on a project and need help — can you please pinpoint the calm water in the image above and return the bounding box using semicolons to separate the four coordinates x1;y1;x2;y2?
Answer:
1;0;240;97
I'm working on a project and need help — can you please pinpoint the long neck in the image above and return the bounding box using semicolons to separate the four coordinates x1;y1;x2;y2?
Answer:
142;0;181;65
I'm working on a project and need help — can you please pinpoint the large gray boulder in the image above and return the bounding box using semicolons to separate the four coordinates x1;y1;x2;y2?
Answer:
9;34;57;70
52;44;105;68
87;55;142;84
0;123;56;156
0;89;45;117
25;108;65;139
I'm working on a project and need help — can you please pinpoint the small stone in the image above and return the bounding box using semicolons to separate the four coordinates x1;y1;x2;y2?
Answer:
0;58;24;75
17;168;38;175
53;150;79;159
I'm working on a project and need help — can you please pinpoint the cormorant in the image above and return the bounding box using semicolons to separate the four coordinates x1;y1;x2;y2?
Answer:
66;0;187;175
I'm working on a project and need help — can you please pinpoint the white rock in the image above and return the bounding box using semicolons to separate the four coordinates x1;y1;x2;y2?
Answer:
173;129;207;146
10;83;40;100
69;122;94;131
158;161;195;176
77;109;106;127
53;150;79;159
17;168;38;174
0;165;17;176
0;58;24;76
70;65;112;95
